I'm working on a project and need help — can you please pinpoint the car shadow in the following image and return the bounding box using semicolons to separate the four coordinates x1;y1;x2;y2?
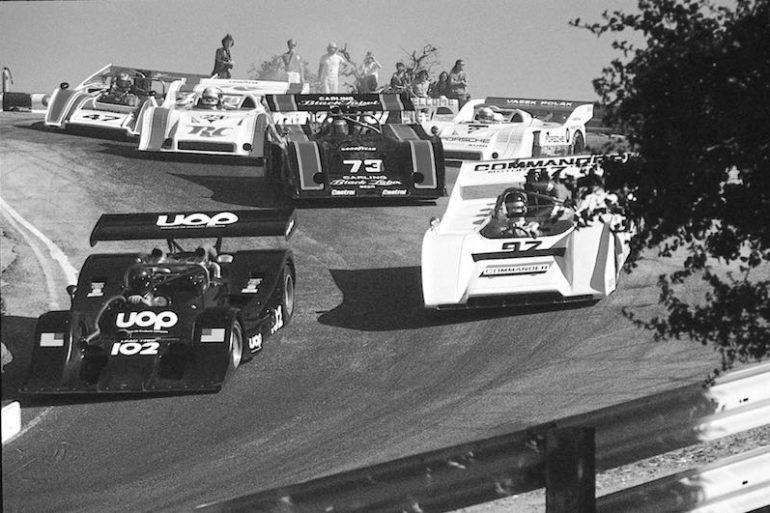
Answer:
317;267;596;331
14;120;135;142
170;173;291;209
96;142;258;166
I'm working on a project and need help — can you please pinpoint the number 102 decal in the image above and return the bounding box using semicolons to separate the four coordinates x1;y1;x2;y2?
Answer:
111;341;160;356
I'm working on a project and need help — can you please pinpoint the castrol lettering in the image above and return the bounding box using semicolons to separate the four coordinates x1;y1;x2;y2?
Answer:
116;311;178;331
156;212;238;229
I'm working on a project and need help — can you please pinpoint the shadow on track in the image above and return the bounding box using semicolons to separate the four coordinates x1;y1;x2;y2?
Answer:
1;314;36;402
317;267;597;331
14;120;136;143
96;142;257;166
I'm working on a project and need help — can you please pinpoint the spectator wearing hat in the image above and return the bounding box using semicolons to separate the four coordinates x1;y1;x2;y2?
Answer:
318;42;349;93
212;34;235;78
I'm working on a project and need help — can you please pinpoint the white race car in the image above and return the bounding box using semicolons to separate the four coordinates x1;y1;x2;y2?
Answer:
425;97;593;165
421;158;633;309
138;78;306;159
44;64;208;136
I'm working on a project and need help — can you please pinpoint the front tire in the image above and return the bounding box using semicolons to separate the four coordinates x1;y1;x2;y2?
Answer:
228;320;244;371
280;266;295;327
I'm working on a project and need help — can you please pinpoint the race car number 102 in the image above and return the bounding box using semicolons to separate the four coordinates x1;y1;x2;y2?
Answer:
343;159;383;173
111;341;160;356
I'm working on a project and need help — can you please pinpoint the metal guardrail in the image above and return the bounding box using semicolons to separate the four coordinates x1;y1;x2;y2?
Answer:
196;361;770;513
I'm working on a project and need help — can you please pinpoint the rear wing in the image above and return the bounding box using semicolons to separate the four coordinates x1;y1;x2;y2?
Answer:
456;154;633;189
264;93;414;113
484;97;594;125
90;209;297;246
76;64;210;91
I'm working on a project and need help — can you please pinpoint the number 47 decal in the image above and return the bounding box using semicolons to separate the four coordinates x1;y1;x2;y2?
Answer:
82;113;121;122
343;159;382;173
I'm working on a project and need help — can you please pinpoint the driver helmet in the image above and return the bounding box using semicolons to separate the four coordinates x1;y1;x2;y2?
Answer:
128;267;154;294
476;107;494;123
332;118;349;135
200;86;222;109
503;191;528;218
115;72;133;92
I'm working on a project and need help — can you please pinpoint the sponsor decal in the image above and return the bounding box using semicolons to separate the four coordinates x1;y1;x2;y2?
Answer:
40;332;65;347
502;98;575;108
116;311;178;331
331;189;356;196
248;333;263;351
544;134;567;143
87;282;105;297
382;189;408;196
156;212;238;229
111;341;160;356
482;262;552;276
444;136;490;144
297;96;379;108
186;125;233;137
200;328;226;343
472;153;631;172
329;176;403;187
340;145;377;152
241;277;263;293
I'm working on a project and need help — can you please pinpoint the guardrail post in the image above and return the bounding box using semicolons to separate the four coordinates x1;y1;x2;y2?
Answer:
545;426;595;513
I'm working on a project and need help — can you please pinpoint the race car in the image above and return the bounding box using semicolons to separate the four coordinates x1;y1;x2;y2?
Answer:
424;97;594;165
263;93;446;199
138;78;306;159
421;158;633;309
44;64;209;136
21;209;297;394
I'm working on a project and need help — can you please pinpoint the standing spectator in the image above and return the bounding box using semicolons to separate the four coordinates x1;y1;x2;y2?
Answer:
448;59;469;104
357;51;382;93
411;70;430;98
389;62;409;93
282;39;304;84
318;42;348;94
212;34;235;78
429;71;450;98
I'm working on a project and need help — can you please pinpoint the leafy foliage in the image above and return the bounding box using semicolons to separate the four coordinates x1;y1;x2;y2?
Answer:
573;0;770;372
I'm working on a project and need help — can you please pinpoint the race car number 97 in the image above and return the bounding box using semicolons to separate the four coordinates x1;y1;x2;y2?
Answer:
343;159;382;173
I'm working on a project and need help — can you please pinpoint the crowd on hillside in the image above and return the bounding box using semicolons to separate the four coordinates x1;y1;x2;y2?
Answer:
211;34;471;104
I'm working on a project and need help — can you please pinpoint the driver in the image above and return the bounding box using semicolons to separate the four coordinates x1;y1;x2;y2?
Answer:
103;72;139;107
482;190;540;238
474;106;495;124
125;267;167;307
197;86;224;110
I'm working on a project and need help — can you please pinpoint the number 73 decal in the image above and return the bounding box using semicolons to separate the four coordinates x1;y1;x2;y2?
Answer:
343;159;383;173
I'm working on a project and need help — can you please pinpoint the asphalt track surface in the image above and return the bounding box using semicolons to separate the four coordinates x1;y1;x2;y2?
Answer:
0;112;720;513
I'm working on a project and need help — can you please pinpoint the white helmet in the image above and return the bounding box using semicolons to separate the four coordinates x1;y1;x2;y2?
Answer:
200;87;222;109
476;107;494;123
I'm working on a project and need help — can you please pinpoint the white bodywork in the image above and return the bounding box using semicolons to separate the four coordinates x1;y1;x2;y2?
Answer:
424;97;593;164
421;159;633;309
138;79;305;158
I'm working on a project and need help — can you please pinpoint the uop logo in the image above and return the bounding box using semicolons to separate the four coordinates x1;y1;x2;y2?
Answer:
157;212;238;229
116;311;178;331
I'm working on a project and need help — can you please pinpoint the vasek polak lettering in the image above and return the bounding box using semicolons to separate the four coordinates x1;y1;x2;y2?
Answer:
116;311;178;331
187;125;233;137
156;212;238;229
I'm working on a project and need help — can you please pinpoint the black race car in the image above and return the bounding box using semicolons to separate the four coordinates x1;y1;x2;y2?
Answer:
22;209;296;394
263;93;445;200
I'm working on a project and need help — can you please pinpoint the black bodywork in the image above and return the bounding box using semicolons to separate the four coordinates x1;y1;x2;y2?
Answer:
22;209;296;395
264;93;446;200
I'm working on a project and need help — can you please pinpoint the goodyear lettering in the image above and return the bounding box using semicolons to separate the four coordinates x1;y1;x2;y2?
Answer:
340;146;377;152
116;311;178;331
157;212;238;229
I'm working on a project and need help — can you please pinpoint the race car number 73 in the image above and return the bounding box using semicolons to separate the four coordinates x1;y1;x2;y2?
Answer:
343;159;382;173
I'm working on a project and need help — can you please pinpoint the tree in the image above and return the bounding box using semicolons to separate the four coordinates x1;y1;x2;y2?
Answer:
572;0;770;374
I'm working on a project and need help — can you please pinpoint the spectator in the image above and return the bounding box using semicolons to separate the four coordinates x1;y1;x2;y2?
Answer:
282;38;304;84
390;62;409;93
357;51;382;93
411;70;430;98
212;34;235;79
318;42;349;94
448;59;469;104
429;71;450;98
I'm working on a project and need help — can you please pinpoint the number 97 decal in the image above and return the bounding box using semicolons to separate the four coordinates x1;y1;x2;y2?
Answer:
343;159;383;173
